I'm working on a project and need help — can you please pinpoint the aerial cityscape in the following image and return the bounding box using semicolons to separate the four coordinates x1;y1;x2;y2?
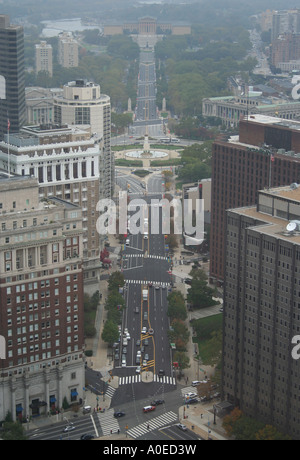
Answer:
2;0;300;443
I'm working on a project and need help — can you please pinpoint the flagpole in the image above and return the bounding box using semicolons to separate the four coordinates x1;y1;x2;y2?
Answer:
7;116;10;178
269;151;274;189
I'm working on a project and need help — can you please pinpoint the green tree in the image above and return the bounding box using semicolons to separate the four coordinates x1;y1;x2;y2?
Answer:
167;291;187;321
101;320;119;346
173;351;190;374
1;412;27;440
187;269;218;309
108;271;125;293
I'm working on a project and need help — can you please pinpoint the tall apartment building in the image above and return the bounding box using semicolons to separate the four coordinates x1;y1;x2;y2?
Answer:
58;32;78;68
223;185;300;439
0;123;105;283
0;15;26;139
210;115;300;284
0;175;85;421
271;33;300;68
53;80;113;198
272;9;300;41
35;41;53;77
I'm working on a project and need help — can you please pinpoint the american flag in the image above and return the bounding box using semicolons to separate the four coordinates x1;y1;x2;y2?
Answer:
7;119;10;131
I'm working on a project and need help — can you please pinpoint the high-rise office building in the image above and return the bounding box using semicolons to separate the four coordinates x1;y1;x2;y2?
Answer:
0;123;106;283
54;80;113;198
0;15;26;139
222;184;300;439
210;115;300;284
0;175;85;421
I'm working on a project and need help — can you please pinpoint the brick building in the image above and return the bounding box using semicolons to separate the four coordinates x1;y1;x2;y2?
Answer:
222;185;300;439
0;175;85;421
210;115;300;284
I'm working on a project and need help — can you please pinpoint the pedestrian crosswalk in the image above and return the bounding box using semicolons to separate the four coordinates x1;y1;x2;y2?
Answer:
119;374;141;385
124;254;168;261
117;374;176;386
153;374;176;385
125;279;170;287
96;408;120;436
126;411;178;439
105;385;116;399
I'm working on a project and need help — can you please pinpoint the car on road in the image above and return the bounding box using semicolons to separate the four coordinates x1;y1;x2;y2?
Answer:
143;405;156;413
81;434;94;440
136;366;141;374
158;369;165;376
114;411;126;418
192;380;202;387
136;339;141;347
177;423;187;431
123;347;127;354
142;359;147;367
151;399;165;406
63;424;75;433
122;358;126;367
144;353;149;361
155;285;160;290
141;326;147;334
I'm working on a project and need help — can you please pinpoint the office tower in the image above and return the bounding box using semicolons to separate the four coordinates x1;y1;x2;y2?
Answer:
0;175;85;421
53;80;113;198
58;32;79;68
35;41;53;77
0;15;26;139
210;115;300;284
0;123;105;283
222;184;300;439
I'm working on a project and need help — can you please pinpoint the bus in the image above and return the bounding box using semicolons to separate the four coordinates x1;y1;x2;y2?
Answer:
160;137;171;143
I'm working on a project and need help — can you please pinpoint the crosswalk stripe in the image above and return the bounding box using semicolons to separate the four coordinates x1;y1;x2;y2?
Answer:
127;411;178;439
105;385;116;398
97;409;120;436
124;254;168;261
118;374;176;386
125;279;170;287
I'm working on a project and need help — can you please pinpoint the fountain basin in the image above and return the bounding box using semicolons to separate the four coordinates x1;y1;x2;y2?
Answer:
125;150;169;159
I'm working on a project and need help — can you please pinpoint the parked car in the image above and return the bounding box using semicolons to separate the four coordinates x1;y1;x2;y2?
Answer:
145;353;149;361
177;424;187;431
192;380;201;387
185;392;197;399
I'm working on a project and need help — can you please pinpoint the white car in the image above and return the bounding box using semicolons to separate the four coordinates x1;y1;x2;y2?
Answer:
136;366;141;374
185;392;197;399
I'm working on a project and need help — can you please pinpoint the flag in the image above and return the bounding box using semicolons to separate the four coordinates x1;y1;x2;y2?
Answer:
7;119;10;131
271;154;274;162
